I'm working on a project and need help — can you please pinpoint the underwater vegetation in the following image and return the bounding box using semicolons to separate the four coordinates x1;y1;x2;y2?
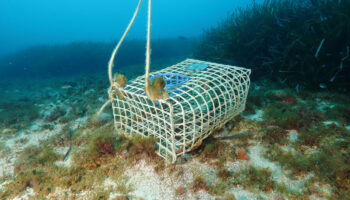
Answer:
113;73;127;88
113;73;127;100
264;126;350;198
145;76;169;101
231;166;275;193
236;79;350;198
0;122;162;199
5;145;61;197
254;91;350;198
0;70;348;198
197;136;238;165
262;101;326;130
0;100;40;131
195;0;350;92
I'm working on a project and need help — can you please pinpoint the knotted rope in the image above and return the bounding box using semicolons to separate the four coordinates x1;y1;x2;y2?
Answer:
97;0;149;116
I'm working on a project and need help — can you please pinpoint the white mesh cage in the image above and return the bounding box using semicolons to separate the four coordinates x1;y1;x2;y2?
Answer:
111;59;251;163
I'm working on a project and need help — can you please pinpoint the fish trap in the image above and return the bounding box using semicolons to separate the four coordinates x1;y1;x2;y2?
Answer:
111;59;251;163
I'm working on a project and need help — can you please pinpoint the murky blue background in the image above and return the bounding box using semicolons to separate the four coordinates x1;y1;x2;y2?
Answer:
0;0;258;56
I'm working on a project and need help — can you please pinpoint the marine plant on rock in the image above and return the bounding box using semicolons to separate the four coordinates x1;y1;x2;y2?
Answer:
264;123;350;198
0;121;162;199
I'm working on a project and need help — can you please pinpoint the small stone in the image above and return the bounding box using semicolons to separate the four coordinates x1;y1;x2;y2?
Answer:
289;130;298;143
61;85;72;89
175;186;186;196
236;196;249;200
275;196;284;200
236;149;249;161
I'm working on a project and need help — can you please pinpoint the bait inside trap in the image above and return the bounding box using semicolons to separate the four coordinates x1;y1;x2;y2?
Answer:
111;59;251;163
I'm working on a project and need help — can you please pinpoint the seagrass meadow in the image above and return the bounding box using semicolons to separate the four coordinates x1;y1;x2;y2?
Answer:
194;0;350;93
0;0;349;199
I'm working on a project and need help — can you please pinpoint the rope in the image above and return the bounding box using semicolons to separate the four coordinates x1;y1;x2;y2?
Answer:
108;0;143;85
97;0;143;117
98;0;153;116
97;87;113;117
145;0;152;89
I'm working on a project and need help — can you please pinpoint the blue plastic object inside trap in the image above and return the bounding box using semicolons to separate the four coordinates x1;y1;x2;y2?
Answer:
150;73;188;97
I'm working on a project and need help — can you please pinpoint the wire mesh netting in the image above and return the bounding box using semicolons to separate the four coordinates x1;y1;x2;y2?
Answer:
111;59;251;162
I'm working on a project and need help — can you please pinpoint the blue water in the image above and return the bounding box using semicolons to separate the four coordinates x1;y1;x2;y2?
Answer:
0;0;349;199
0;0;254;57
0;0;257;79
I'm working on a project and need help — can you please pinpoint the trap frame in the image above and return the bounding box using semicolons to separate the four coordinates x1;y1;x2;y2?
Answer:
111;59;251;163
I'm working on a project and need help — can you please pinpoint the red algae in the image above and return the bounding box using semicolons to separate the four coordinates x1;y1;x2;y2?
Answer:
280;98;297;105
236;149;249;161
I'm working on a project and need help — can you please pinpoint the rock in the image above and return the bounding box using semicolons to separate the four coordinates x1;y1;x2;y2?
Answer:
289;130;298;143
175;186;186;196
61;85;72;89
275;196;284;200
236;196;249;200
236;149;249;161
